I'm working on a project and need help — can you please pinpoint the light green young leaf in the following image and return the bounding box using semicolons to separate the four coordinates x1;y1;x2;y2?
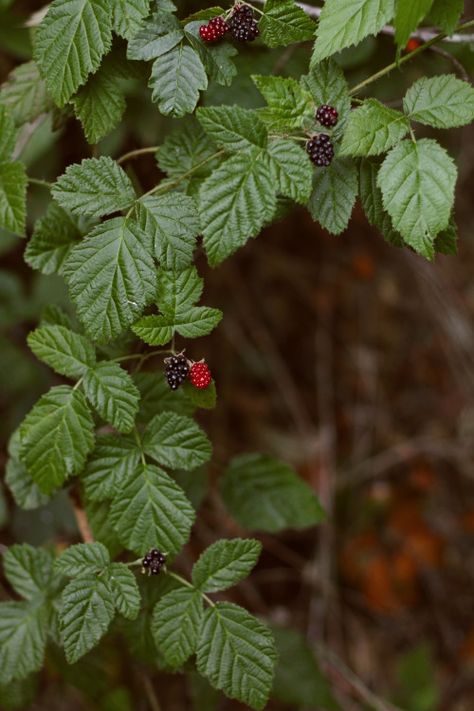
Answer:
55;542;110;577
312;0;395;62
220;453;326;532
192;539;262;593
136;193;200;269
27;325;96;379
34;0;113;106
359;159;403;247
302;60;351;125
0;161;27;235
83;361;140;433
197;106;267;152
197;602;276;711
24;203;83;276
72;63;126;145
252;75;313;131
428;0;463;33
0;104;17;160
377;139;457;258
152;587;203;667
111;463;195;555
0;61;54;125
3;545;54;601
113;0;152;40
81;435;140;502
149;44;207;117
308;158;358;235
200;148;276;266
127;11;183;60
5;432;50;510
20;385;95;494
105;563;141;620
394;0;433;47
268;139;313;204
52;157;136;218
184;21;237;87
0;602;49;684
60;574;115;664
259;0;316;48
64;217;156;343
341;100;410;156
143;411;212;470
403;75;474;129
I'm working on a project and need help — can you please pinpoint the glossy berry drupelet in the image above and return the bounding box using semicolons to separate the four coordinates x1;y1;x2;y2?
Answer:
165;354;190;390
142;549;166;576
306;134;334;167
189;362;212;389
228;4;260;42
199;16;229;42
316;104;339;128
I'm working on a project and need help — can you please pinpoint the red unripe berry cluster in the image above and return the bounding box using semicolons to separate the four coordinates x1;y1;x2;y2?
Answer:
189;362;212;389
199;16;229;43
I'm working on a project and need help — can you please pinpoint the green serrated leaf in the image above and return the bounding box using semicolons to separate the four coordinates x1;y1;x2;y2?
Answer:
0;61;54;125
197;106;267;151
127;10;183;60
81;434;140;502
428;0;463;34
3;545;54;601
152;587;203;667
192;539;261;593
27;325;96;379
268;139;313;204
157;119;219;184
0;104;17;160
434;217;457;256
197;602;276;710
252;75;313;131
312;0;395;62
149;44;207;117
403;75;474;129
5;432;50;510
0;162;27;235
200;147;276;266
40;304;73;329
394;0;433;47
83;361;140;433
20;385;95;494
24;203;84;276
135;371;195;421
308;158;358;235
359;159;403;246
105;563;141;620
113;0;152;40
220;453;326;532
182;379;216;410
184;22;237;87
34;0;113;107
60;574;115;664
377;139;457;258
110;462;195;555
72;60;126;145
85;500;123;557
341;99;410;156
52;157;136;218
302;60;351;124
55;542;110;577
0;602;49;684
64;217;156;343
259;0;316;48
143;411;212;470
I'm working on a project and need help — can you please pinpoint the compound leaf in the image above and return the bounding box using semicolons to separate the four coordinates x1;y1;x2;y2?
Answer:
192;539;262;593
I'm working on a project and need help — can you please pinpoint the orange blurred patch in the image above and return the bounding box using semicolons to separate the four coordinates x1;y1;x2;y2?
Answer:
405;38;421;52
352;252;376;280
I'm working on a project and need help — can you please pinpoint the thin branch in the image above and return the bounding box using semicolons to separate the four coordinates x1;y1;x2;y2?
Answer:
71;500;94;543
117;146;160;165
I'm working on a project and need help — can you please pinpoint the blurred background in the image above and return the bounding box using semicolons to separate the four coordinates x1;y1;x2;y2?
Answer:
2;1;474;709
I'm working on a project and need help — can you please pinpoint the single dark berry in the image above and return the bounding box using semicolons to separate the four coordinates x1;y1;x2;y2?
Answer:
316;104;339;128
165;354;190;390
228;4;260;42
142;557;151;568
189;361;212;389
306;134;334;167
142;549;166;575
199;16;229;43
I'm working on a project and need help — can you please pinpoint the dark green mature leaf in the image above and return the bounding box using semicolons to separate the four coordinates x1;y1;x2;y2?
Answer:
302;60;351;125
135;371;195;421
341;100;410;156
359;159;403;246
152;587;203;667
200;148;276;266
27;325;96;379
24;204;83;276
197;106;267;151
403;75;474;129
64;217;156;343
434;217;458;256
378;139;457;258
308;158;358;235
259;0;316;48
105;563;141;620
197;602;276;710
52;157;136;218
252;75;313;131
0;104;17;160
85;500;123;557
72;62;126;145
185;22;237;87
113;0;152;40
0;61;54;125
220;453;325;532
429;0;463;33
81;435;140;501
149;45;208;117
127;11;183;60
312;0;395;62
60;574;115;663
394;0;433;47
0;602;49;684
268;139;313;204
0;162;27;235
143;411;212;470
83;361;140;433
5;432;50;510
192;539;262;593
20;385;95;495
34;0;113;106
3;545;54;601
157;119;219;185
111;463;195;555
182;379;217;410
55;543;110;577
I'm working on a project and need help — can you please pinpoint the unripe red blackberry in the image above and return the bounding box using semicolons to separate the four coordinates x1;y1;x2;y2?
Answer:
199;16;229;43
306;134;334;167
189;361;212;389
316;104;339;128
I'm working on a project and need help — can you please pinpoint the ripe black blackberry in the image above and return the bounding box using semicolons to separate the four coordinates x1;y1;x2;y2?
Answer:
306;134;334;167
228;4;260;42
164;354;189;390
142;549;166;575
316;104;339;128
199;16;229;42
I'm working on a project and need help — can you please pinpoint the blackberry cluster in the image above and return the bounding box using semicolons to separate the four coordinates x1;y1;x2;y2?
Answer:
306;134;334;167
228;4;260;42
316;104;339;128
142;549;166;575
199;16;229;43
165;354;189;390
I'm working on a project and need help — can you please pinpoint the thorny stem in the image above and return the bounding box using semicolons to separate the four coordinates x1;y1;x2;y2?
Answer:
117;146;160;165
166;570;216;607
